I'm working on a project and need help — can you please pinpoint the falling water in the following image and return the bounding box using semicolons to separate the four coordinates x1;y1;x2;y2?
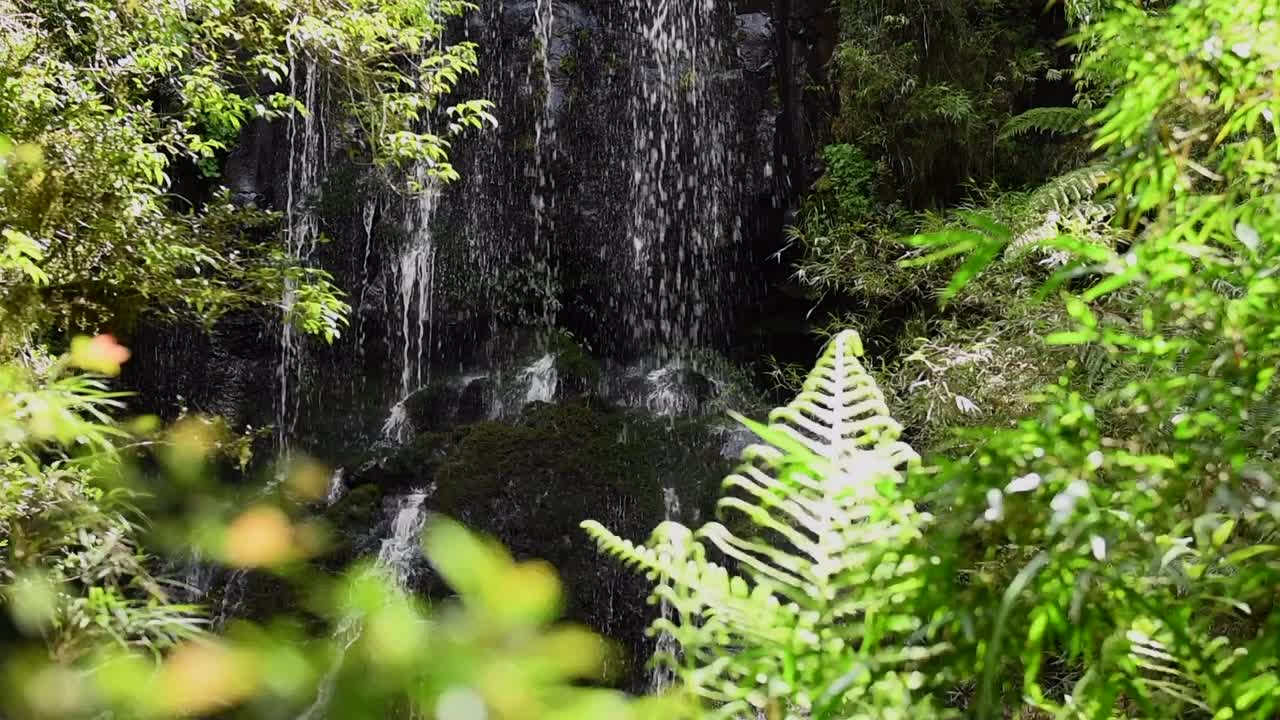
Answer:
377;490;431;586
277;55;326;448
325;467;346;505
520;352;559;404
354;196;381;353
644;366;700;417
649;486;682;693
381;399;412;444
395;173;441;400
624;0;738;352
297;489;433;720
529;0;558;328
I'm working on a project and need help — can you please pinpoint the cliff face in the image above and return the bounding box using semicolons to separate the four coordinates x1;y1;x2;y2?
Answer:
126;0;835;693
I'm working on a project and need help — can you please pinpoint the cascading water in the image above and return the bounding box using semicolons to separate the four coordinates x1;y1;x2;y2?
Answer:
381;399;412;444
297;489;433;720
377;490;431;586
649;486;682;693
325;467;346;505
394;173;441;401
519;352;558;404
173;0;785;697
623;0;738;353
353;196;382;355
277;54;326;449
529;0;558;328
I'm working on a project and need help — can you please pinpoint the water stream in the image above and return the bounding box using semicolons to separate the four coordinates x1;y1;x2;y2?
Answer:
649;486;682;693
297;489;434;719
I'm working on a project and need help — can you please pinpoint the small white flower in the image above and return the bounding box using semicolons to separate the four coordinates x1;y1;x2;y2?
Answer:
1236;222;1260;252
1005;472;1042;493
1086;451;1104;470
955;395;980;414
984;488;1004;522
1231;41;1253;58
1051;480;1090;524
1090;535;1107;561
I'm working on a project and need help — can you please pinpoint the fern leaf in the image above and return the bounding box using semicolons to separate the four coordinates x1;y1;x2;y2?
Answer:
999;106;1092;140
1005;164;1115;258
582;331;945;718
1027;163;1111;215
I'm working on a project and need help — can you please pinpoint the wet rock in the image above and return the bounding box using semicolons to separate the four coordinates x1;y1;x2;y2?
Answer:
456;376;496;424
399;374;496;433
736;12;775;72
718;423;757;460
608;366;719;417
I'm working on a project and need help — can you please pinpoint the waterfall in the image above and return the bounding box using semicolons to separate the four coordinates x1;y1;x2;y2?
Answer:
325;467;346;505
297;489;433;720
520;352;559;404
144;0;791;700
395;172;441;400
644;366;699;417
530;0;558;328
649;486;682;693
377;490;431;587
277;54;326;449
624;0;738;352
381;398;412;444
354;196;380;354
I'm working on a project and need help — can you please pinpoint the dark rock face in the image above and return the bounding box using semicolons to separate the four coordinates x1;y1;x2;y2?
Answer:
125;0;833;454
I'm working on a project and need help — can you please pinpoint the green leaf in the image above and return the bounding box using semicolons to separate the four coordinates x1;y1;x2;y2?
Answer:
1212;519;1237;548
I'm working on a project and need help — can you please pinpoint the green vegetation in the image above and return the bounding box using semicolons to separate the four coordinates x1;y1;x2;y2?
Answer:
630;0;1278;716
0;0;493;706
1;0;492;341
586;331;945;718
3;0;1279;717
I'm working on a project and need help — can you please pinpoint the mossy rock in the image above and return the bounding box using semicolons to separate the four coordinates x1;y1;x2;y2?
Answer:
325;483;384;529
549;336;601;396
411;397;730;689
326;396;734;691
433;397;664;520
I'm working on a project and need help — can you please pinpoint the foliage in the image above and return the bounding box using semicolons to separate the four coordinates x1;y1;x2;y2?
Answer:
829;0;1076;207
0;338;205;662
0;0;494;688
4;507;676;719
893;0;1280;716
585;331;950;719
0;339;672;719
817;144;876;220
787;0;1097;383
999;106;1092;140
0;0;492;338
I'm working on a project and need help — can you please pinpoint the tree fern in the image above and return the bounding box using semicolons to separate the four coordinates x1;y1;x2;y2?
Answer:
583;331;950;719
998;106;1092;140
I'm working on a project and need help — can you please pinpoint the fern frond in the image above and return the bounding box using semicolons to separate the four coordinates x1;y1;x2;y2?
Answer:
1004;165;1115;258
1027;163;1111;215
999;106;1092;140
583;331;946;718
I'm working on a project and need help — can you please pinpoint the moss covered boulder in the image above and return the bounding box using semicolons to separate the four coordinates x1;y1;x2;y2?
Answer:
355;395;732;689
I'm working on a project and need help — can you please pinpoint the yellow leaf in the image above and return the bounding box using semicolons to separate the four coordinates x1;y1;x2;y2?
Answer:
284;456;331;501
154;641;256;715
69;334;131;376
224;505;295;568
